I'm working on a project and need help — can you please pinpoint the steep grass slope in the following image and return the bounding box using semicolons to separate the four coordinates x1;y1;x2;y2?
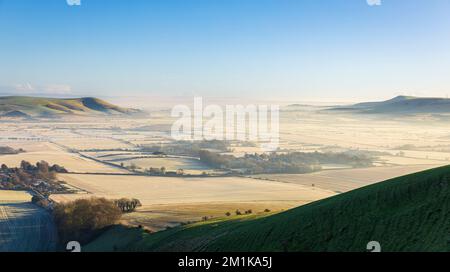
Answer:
86;165;450;252
0;96;140;117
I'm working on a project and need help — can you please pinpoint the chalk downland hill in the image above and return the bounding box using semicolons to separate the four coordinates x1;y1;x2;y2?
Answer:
329;95;450;114
85;165;450;252
0;96;141;117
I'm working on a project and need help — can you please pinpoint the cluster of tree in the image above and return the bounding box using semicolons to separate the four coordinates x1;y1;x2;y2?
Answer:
199;150;373;174
235;209;253;215
122;161;190;176
20;160;68;176
195;140;231;151
0;146;25;154
114;198;142;213
53;197;122;245
226;209;270;217
0;160;68;193
125;163;139;171
146;167;166;175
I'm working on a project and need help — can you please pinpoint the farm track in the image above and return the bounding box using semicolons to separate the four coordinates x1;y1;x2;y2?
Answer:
0;201;58;252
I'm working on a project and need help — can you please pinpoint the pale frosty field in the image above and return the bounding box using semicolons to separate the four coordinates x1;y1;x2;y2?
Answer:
0;141;127;173
52;137;133;150
377;155;446;166
279;111;450;151
253;164;444;193
0;190;32;202
117;157;212;173
51;174;335;206
389;150;450;161
85;152;214;174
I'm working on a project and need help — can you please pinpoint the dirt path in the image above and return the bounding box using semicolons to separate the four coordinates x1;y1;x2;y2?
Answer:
0;201;58;252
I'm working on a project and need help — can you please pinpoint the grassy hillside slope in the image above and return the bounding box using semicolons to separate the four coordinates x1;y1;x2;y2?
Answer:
86;165;450;252
0;96;140;117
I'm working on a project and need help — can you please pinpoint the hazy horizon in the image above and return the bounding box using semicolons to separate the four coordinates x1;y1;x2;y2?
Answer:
2;92;449;110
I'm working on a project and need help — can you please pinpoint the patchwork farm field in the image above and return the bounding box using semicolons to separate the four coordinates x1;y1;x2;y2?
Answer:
2;105;450;247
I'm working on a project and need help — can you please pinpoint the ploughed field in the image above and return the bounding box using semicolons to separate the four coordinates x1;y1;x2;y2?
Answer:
51;174;335;205
0;191;58;252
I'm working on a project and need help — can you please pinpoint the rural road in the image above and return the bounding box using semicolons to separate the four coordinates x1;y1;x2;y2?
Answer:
0;202;58;252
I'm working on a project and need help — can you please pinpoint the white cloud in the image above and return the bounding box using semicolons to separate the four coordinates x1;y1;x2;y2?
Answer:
42;84;72;94
14;83;35;92
67;0;81;6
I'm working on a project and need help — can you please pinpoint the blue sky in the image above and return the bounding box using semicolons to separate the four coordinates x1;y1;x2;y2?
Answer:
1;0;450;101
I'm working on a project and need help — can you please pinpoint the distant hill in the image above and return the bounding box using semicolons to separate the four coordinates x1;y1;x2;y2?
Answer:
86;165;450;252
0;96;141;117
329;96;450;114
